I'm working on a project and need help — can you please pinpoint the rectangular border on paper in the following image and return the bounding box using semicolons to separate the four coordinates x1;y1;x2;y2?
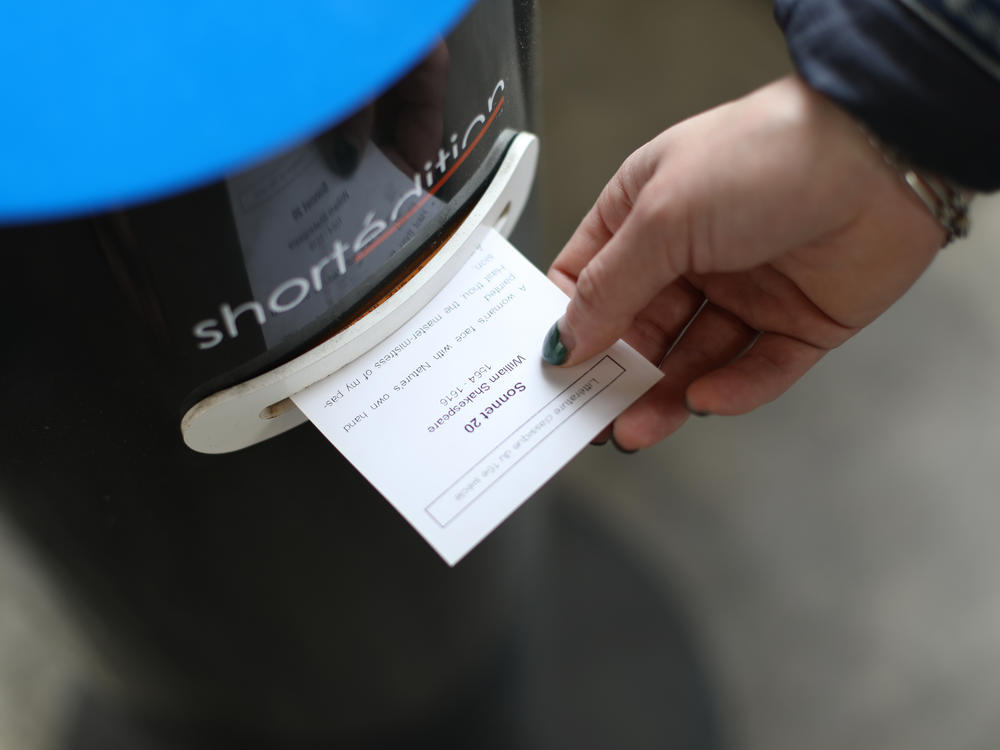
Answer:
425;356;626;527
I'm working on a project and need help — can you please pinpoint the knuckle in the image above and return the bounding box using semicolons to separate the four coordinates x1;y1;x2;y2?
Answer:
634;190;692;276
630;193;666;230
633;177;682;232
593;170;635;235
573;260;610;318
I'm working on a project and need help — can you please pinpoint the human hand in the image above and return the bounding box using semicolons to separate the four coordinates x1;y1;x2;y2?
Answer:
544;75;946;450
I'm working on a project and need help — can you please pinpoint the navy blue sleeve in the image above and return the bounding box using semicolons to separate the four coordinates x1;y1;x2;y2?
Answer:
775;0;1000;191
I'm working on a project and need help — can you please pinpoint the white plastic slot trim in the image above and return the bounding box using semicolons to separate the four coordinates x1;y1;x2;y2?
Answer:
181;131;538;454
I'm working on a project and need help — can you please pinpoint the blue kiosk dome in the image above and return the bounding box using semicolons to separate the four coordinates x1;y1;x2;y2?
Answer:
0;1;476;222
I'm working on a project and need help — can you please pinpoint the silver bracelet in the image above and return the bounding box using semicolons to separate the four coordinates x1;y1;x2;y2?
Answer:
860;127;973;245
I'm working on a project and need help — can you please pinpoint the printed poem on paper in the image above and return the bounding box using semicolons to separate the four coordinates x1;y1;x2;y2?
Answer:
291;229;662;564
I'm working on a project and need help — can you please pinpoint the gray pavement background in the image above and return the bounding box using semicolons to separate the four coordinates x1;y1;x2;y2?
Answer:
3;1;1000;748
540;1;1000;749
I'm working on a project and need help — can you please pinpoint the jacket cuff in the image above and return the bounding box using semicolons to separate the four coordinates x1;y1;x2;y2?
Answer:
775;0;1000;191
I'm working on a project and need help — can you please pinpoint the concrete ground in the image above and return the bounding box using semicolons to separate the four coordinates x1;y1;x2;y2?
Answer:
4;1;1000;748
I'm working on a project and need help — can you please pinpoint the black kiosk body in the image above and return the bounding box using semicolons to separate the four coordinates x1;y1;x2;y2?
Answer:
1;1;541;745
0;2;722;746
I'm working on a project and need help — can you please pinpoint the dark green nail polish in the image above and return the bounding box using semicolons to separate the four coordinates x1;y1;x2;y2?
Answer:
542;322;568;365
684;397;710;417
611;436;639;455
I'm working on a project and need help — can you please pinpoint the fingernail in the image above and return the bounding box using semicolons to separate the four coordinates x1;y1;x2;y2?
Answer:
542;319;570;365
611;436;639;455
684;397;710;418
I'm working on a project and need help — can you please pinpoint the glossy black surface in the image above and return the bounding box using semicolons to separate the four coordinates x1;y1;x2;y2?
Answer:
85;0;531;413
1;0;540;744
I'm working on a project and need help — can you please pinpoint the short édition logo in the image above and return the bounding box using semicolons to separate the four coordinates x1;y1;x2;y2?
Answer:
192;80;507;351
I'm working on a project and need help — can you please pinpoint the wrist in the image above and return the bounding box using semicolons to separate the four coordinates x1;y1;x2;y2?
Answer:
858;125;974;245
776;74;974;247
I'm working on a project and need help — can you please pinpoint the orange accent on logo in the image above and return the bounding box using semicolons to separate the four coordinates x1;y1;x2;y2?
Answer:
353;95;505;264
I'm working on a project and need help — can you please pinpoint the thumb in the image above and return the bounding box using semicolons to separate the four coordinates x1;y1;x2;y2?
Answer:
543;170;690;366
